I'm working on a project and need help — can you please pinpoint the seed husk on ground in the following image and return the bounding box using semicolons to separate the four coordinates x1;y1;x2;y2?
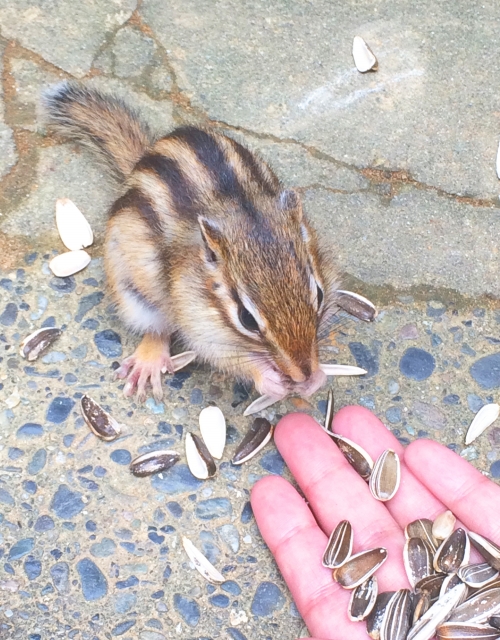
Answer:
199;406;226;459
185;432;216;479
243;393;284;416
331;433;374;480
380;589;413;640
369;449;401;501
459;564;500;589
333;548;387;589
182;536;224;584
49;249;91;277
80;394;122;441
349;575;378;621
320;363;367;376
55;197;93;251
447;587;500;625
433;511;457;541
406;582;469;640
404;537;435;587
323;520;353;569
367;592;396;640
406;519;438;552
352;35;378;72
324;388;334;433
335;290;378;322
130;450;180;477
171;351;196;371
465;404;500;445
436;622;500;639
468;533;500;571
232;417;273;465
20;327;62;361
415;573;447;602
434;529;470;574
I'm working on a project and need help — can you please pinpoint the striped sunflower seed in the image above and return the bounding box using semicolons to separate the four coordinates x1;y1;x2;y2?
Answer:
489;617;500;630
434;529;470;574
415;573;447;602
412;591;432;626
20;327;62;361
330;433;374;480
459;564;500;589
404;537;435;587
433;511;457;541
81;394;122;441
348;575;378;621
322;520;353;569
232;417;273;465
380;589;413;640
367;592;396;640
369;449;401;501
333;547;387;589
437;622;500;639
407;582;469;640
406;519;438;552
447;587;500;625
130;450;180;477
469;533;500;572
440;574;465;599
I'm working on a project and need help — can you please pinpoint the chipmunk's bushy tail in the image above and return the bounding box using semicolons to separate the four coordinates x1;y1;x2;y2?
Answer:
42;81;155;180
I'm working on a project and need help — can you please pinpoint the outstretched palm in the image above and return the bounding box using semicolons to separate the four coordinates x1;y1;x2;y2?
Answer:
251;406;500;640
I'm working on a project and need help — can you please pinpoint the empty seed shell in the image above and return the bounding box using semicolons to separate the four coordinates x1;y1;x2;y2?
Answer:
367;592;396;640
56;198;93;251
448;587;500;625
171;351;196;371
369;449;400;501
489;617;500;630
465;404;500;445
407;582;469;640
199;406;226;459
80;395;122;441
324;388;334;433
243;393;284;416
322;520;353;569
335;290;378;322
330;433;374;480
437;622;500;639
433;511;457;541
406;519;438;552
434;529;470;574
320;363;367;376
232;418;273;465
352;35;378;72
20;327;62;361
333;547;387;589
380;589;413;640
404;537;435;587
415;574;447;602
182;536;224;584
349;575;378;622
130;450;180;477
185;432;216;480
412;591;432;626
469;533;500;571
459;564;500;589
49;250;91;277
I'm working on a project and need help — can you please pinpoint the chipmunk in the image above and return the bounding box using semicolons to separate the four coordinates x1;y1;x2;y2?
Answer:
43;82;341;404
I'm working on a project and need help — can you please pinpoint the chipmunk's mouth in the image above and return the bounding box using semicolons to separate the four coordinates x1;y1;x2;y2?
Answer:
256;363;326;399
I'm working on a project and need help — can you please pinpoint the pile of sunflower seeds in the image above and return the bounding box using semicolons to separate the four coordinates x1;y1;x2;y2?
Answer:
324;513;500;639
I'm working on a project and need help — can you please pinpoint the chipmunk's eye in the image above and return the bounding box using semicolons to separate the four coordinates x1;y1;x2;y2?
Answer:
316;284;324;309
239;305;259;333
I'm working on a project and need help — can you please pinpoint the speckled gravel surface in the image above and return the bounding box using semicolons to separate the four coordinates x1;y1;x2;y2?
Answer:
1;1;500;639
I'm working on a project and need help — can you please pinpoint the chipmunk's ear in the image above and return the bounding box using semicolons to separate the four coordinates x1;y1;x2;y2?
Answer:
278;189;303;222
198;216;224;264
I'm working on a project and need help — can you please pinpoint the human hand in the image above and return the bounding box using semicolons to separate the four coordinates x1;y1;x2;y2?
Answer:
250;406;500;640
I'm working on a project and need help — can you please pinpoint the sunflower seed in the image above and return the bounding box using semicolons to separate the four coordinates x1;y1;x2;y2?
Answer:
130;450;180;477
489;617;500;631
324;388;334;433
349;575;378;621
433;511;457;541
185;433;216;480
49;249;91;277
459;564;500;589
440;573;465;599
380;589;413;640
465;404;500;445
182;536;224;584
447;587;500;625
55;198;93;251
320;363;367;376
322;520;353;569
199;406;226;459
412;591;432;626
407;582;469;640
469;533;500;571
406;519;438;552
232;418;273;465
369;449;401;501
404;537;435;587
335;290;378;322
367;592;396;640
20;327;62;361
437;622;500;639
171;351;196;371
415;574;447;602
80;395;122;441
333;547;387;589
330;433;374;480
475;581;500;598
243;393;284;416
434;529;470;574
352;35;378;73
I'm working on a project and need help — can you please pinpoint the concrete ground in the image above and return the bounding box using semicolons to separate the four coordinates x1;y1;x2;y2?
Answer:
0;1;499;638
